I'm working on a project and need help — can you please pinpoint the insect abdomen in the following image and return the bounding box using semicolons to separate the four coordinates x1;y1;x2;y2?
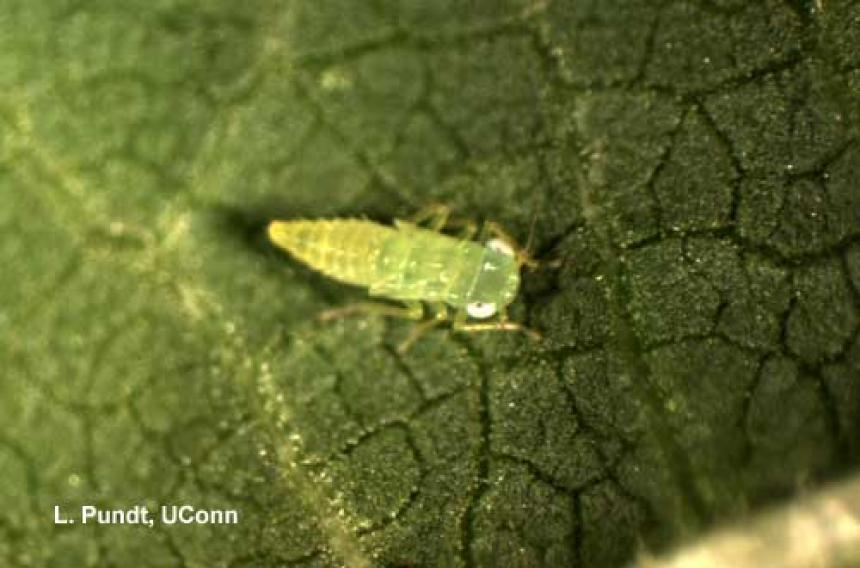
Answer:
268;219;392;287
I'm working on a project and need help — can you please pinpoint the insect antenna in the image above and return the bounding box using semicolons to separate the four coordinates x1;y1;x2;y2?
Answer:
525;206;538;256
517;191;542;270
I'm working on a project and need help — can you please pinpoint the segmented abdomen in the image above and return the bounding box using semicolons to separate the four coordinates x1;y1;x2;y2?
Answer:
268;219;392;287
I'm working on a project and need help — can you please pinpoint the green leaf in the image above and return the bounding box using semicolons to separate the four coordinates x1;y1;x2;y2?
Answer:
1;1;859;566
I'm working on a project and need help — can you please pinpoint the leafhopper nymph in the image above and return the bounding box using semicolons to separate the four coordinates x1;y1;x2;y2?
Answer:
267;205;540;352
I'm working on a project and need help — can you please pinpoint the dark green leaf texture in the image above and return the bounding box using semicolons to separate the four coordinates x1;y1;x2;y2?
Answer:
1;1;859;566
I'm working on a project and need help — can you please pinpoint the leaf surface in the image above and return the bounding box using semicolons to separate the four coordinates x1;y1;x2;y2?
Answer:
1;1;859;566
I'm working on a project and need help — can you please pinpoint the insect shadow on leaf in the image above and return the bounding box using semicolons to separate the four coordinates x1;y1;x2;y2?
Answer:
210;200;353;306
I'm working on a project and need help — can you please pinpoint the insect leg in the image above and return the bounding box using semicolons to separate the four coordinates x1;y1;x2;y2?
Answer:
409;203;483;239
451;308;542;342
317;300;424;323
455;220;479;239
396;303;449;354
409;203;451;232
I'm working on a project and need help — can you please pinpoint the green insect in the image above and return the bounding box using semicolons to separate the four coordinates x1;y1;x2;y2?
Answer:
267;204;540;352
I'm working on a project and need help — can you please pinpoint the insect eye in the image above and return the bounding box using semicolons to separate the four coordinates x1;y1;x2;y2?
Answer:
487;238;515;257
466;302;497;319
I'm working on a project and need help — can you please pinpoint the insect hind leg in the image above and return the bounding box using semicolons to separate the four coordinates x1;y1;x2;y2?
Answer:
317;300;424;323
396;303;449;354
